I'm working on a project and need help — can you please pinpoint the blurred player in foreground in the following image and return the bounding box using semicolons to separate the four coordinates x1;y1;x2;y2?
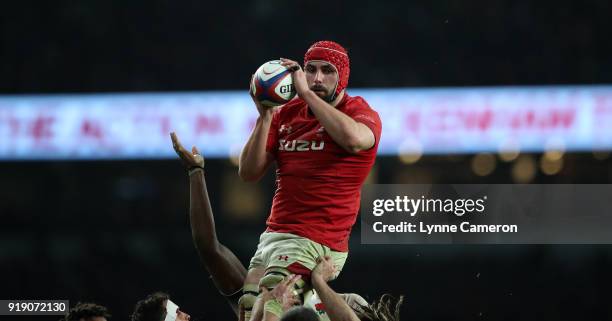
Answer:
168;133;401;321
239;40;382;318
131;292;191;321
62;302;111;321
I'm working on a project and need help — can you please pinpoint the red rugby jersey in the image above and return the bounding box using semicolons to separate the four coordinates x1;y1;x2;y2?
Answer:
265;94;382;252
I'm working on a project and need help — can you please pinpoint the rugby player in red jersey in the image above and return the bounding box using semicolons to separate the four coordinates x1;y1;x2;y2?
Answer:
238;40;382;319
170;133;401;321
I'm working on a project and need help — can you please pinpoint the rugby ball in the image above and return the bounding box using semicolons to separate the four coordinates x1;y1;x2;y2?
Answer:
251;60;297;107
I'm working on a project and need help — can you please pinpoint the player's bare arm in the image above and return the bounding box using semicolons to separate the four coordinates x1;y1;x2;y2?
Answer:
171;132;247;314
280;58;375;154
312;256;361;321
238;79;276;182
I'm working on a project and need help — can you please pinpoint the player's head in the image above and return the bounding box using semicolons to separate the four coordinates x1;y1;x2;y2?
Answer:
354;294;403;321
280;306;320;321
131;292;191;321
62;302;111;321
303;40;350;102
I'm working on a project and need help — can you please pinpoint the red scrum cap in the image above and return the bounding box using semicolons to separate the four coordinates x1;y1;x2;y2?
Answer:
304;40;350;98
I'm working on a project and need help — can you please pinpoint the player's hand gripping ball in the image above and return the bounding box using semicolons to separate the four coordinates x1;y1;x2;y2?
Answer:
251;60;297;108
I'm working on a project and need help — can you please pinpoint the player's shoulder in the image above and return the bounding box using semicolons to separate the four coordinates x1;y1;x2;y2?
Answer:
345;94;374;110
346;94;368;105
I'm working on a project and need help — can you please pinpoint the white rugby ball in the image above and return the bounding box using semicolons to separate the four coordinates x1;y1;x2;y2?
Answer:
251;60;297;107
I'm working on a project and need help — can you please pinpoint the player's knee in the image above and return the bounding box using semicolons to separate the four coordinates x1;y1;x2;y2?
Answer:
259;269;308;299
259;273;286;290
238;284;259;311
238;293;257;310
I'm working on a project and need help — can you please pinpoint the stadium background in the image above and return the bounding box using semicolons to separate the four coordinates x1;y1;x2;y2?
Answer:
1;1;611;320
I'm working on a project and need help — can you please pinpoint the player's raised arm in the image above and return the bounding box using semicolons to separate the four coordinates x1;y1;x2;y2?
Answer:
170;132;247;315
280;57;374;154
311;256;361;321
238;81;276;182
303;90;374;154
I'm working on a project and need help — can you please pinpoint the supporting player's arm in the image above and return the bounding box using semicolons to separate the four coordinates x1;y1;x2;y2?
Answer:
281;58;375;154
171;132;247;315
312;256;361;321
238;91;276;182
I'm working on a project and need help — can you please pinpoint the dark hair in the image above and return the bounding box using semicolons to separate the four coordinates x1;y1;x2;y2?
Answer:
62;302;111;321
280;306;319;321
355;294;403;321
131;292;170;321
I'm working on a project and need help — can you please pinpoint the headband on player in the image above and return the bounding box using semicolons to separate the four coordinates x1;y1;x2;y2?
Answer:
164;300;179;321
304;40;350;100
